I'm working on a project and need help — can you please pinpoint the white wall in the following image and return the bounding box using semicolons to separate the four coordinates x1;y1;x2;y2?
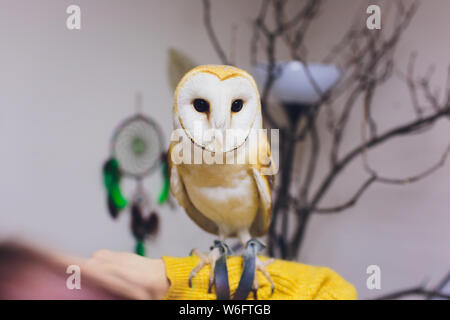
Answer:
0;0;449;299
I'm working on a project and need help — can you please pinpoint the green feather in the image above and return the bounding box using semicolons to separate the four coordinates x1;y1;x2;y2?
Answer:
109;184;128;209
158;161;170;204
135;241;146;256
103;158;128;209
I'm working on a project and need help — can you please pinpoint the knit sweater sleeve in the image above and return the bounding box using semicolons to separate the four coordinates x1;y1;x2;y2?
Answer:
161;255;357;300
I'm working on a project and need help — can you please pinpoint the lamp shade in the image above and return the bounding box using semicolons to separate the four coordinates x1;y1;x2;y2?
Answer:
252;61;341;105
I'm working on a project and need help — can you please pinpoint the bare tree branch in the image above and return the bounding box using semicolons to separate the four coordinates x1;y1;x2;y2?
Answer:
374;286;450;300
405;52;424;118
299;111;320;205
314;175;376;213
312;104;450;211
202;0;230;65
202;0;450;260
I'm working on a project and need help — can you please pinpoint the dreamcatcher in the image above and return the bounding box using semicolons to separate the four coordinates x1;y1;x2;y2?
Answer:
102;109;169;256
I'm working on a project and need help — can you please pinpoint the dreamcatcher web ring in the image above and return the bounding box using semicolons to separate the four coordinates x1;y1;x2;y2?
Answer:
110;114;165;179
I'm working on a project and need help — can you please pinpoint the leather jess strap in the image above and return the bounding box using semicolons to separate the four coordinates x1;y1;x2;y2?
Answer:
212;241;231;300
232;239;264;300
213;239;265;300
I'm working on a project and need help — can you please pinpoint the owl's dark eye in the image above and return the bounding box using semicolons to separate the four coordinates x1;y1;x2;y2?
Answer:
231;99;243;112
192;98;209;113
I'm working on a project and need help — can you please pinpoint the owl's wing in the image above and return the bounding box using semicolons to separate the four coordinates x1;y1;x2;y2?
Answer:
250;132;276;237
168;143;219;235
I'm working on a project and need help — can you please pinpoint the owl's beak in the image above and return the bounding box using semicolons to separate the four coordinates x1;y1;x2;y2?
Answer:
212;129;225;153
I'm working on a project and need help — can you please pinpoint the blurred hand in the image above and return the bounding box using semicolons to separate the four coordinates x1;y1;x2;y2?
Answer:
82;250;169;300
0;243;169;300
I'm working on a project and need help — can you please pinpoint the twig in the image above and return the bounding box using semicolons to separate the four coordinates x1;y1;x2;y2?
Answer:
202;0;230;65
311;105;450;211
374;286;450;300
229;24;238;66
315;175;377;213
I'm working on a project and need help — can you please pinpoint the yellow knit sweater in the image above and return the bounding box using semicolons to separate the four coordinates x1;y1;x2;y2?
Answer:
162;255;357;300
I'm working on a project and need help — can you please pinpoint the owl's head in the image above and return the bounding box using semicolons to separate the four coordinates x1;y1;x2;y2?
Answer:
173;65;261;153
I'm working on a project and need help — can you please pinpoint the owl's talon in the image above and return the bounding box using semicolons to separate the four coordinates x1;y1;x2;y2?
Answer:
208;257;216;293
256;256;275;295
248;257;273;298
188;246;222;291
252;288;258;300
251;270;258;295
208;279;214;293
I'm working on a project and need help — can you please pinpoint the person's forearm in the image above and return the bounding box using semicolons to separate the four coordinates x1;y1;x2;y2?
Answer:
81;250;170;299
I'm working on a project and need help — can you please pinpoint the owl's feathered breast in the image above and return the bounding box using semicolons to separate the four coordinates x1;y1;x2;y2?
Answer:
169;64;275;238
177;162;260;237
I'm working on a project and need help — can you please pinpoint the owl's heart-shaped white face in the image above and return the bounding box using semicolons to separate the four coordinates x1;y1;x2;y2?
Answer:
176;72;259;153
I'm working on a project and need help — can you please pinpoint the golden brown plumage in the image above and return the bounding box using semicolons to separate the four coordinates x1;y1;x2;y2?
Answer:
169;65;277;293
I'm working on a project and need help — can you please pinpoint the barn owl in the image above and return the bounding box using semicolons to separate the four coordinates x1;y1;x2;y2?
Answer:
168;65;276;294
